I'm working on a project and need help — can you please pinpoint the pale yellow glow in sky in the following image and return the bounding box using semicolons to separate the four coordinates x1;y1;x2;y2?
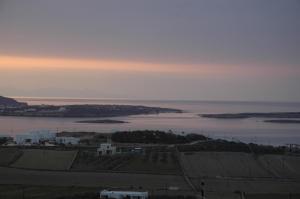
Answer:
0;55;186;73
0;55;232;75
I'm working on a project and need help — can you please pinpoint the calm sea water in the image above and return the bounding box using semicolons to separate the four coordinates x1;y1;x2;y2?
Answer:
1;98;300;145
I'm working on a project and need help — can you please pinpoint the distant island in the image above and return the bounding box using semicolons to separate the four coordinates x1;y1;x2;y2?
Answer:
76;119;128;124
264;120;300;124
0;96;182;118
201;112;300;119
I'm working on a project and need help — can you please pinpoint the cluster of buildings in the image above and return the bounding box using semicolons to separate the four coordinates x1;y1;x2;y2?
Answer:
2;130;145;157
14;130;80;146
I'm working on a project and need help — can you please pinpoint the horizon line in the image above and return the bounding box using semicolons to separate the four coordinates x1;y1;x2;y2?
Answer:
9;96;300;104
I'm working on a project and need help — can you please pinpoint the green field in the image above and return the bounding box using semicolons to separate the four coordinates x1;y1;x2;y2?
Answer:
11;149;78;171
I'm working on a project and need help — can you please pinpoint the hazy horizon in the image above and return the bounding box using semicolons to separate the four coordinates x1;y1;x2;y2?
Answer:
1;0;300;101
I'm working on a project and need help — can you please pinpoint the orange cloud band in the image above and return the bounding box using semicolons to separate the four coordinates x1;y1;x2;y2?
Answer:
1;54;291;77
0;55;231;75
0;55;190;73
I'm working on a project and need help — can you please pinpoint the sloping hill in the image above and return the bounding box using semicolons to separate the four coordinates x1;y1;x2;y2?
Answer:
0;96;27;107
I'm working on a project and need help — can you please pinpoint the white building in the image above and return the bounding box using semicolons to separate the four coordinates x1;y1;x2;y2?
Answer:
100;190;148;199
97;143;117;156
56;137;80;145
15;130;56;145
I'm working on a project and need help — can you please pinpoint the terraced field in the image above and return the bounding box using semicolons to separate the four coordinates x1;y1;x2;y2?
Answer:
12;149;78;171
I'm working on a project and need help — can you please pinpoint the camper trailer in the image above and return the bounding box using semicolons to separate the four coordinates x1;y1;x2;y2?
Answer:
100;190;148;199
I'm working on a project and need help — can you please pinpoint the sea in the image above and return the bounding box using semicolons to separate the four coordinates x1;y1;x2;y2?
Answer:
1;97;300;146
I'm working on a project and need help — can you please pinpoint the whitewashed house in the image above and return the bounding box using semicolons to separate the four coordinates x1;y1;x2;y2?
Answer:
100;190;148;199
56;137;80;145
15;130;56;145
97;143;117;156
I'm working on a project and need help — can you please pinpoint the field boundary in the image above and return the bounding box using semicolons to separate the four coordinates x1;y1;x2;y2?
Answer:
68;150;79;170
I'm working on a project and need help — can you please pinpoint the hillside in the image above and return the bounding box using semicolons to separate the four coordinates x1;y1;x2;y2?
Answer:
0;96;27;107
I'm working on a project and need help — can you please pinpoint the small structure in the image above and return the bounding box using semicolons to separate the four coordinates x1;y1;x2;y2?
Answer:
15;130;56;145
56;137;80;145
97;143;117;156
100;190;148;199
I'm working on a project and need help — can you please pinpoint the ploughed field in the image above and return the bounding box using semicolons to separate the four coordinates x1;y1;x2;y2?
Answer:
11;149;78;170
180;152;300;178
0;148;22;166
180;152;300;196
71;148;181;175
1;147;300;198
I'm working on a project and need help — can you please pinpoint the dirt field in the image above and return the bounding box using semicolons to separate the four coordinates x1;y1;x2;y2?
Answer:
0;167;191;194
72;149;181;175
71;150;133;171
180;152;273;178
115;151;181;174
180;152;300;197
257;155;300;178
0;148;22;166
245;193;300;199
190;178;300;194
0;185;98;199
11;149;78;170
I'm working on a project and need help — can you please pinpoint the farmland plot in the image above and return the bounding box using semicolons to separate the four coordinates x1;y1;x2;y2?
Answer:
0;148;22;166
71;150;132;171
257;155;300;178
116;151;181;175
190;178;300;195
12;149;77;171
180;152;272;178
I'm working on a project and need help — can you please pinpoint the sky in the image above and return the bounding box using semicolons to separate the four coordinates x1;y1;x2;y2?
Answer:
0;0;299;101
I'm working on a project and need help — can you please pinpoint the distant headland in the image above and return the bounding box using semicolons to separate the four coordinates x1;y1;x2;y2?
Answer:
0;96;27;107
76;119;128;124
200;112;300;119
0;96;182;118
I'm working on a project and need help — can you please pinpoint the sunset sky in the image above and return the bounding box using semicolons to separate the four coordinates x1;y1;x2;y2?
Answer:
0;0;299;101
